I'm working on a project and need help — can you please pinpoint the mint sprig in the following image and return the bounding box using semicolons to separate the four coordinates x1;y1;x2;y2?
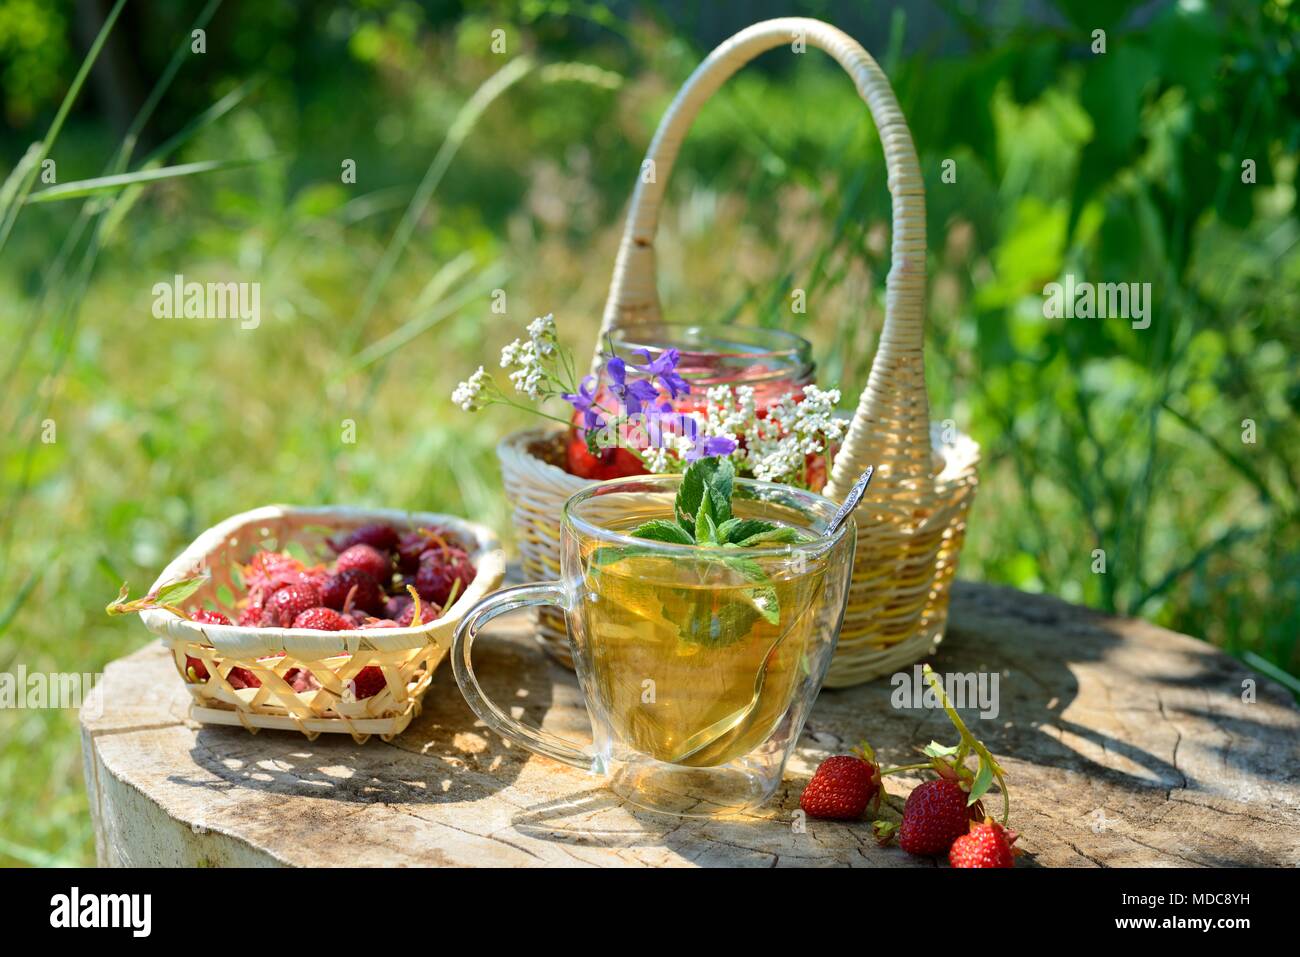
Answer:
614;457;808;647
634;457;797;548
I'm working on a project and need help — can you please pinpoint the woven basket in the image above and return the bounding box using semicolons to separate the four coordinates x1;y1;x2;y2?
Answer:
498;16;979;687
138;505;506;742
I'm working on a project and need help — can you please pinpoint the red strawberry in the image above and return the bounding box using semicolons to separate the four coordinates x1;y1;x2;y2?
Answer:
237;603;264;627
899;778;974;856
349;666;387;700
227;667;261;690
397;527;455;572
328;523;399;554
800;753;881;820
284;667;321;692
190;609;231;625
948;818;1019;868
184;609;230;682
383;594;413;621
242;550;321;603
360;618;400;629
336;544;392;584
398;599;441;627
415;547;476;607
290;607;351;631
261;583;322;628
319;569;385;615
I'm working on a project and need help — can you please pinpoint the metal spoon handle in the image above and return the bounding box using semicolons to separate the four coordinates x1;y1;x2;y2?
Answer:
826;465;875;537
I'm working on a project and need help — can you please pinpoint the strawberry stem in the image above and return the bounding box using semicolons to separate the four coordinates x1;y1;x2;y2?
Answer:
921;664;1011;824
879;762;932;776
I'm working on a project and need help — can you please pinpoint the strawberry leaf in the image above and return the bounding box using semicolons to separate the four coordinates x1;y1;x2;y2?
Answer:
968;754;995;806
155;576;207;606
922;740;959;758
105;583;131;614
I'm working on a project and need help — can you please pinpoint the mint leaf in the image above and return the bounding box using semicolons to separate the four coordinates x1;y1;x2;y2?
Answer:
716;517;770;544
675;456;734;532
706;459;734;524
722;555;781;626
734;526;803;547
589;543;665;567
676;462;706;533
629;519;695;545
694;493;718;542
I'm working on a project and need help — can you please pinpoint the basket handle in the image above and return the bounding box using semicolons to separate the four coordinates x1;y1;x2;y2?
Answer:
593;17;932;506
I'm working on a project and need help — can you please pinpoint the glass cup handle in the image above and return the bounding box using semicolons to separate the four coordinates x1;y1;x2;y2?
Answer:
451;581;594;771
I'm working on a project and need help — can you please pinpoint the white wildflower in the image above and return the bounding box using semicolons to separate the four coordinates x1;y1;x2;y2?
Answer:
507;341;546;398
643;445;672;473
527;313;558;356
499;338;525;369
704;385;754;445
452;367;490;412
747;434;807;483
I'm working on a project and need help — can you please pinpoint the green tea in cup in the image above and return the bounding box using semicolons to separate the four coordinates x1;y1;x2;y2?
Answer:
453;458;856;815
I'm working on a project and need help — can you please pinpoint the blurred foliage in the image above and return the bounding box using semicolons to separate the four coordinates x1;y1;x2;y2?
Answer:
0;0;1297;865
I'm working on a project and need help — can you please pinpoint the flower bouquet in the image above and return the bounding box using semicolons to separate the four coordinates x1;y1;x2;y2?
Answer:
455;314;847;489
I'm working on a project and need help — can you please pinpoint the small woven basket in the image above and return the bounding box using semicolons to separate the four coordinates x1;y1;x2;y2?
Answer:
138;505;506;743
499;17;980;687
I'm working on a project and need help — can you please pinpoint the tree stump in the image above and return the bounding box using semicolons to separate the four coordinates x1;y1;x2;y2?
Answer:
81;580;1300;867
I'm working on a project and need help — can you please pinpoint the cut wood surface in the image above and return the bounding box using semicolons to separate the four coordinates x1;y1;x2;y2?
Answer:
81;578;1300;867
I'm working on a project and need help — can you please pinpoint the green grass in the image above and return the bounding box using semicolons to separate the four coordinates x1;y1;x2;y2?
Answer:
1;1;1297;866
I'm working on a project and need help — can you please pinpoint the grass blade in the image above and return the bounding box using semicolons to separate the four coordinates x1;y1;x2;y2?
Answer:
347;262;511;374
1241;651;1300;699
23;157;265;205
348;55;535;349
0;0;127;253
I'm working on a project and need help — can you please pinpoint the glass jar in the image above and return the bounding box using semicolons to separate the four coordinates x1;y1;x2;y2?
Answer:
566;323;815;480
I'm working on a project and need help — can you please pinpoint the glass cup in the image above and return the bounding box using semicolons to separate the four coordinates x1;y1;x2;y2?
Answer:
452;475;856;816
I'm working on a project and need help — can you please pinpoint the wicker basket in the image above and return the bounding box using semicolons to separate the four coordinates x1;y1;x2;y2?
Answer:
499;16;979;687
138;505;506;742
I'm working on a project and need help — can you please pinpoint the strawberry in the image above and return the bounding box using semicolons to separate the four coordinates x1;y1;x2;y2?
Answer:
242;550;322;605
800;752;881;820
398;599;441;626
320;569;385;615
898;778;974;856
190;609;231;625
383;594;413;621
328;523;399;554
349;666;387;700
283;668;321;693
237;603;264;627
290;607;351;631
415;547;476;607
397;527;468;572
397;528;439;573
261;583;322;628
184;609;230;681
360;618;400;629
335;544;393;584
227;667;261;690
948;818;1019;868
